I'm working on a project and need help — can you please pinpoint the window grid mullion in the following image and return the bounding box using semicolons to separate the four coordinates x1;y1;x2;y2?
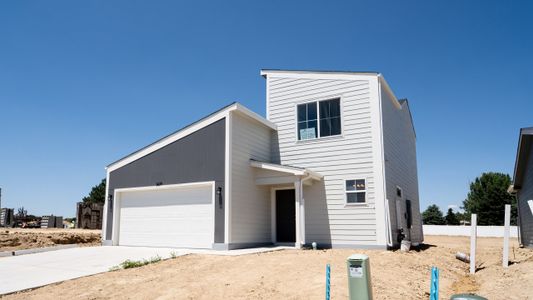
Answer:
316;101;321;137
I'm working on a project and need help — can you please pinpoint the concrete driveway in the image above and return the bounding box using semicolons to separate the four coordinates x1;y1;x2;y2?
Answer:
0;246;182;295
0;245;289;295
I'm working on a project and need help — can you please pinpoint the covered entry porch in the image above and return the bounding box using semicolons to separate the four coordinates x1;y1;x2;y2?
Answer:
250;160;322;249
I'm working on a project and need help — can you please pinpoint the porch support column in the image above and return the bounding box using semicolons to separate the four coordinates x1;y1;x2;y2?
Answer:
294;180;301;249
294;178;305;248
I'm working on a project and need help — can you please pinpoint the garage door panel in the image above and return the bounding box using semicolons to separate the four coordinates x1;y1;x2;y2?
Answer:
118;184;214;249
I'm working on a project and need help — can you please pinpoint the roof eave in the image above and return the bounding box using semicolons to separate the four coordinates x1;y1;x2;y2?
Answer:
512;128;533;187
106;102;275;172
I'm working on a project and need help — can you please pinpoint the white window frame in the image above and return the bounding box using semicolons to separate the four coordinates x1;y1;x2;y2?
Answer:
295;97;343;142
345;178;367;205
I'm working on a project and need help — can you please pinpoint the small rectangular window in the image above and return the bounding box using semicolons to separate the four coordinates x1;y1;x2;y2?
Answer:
346;179;366;204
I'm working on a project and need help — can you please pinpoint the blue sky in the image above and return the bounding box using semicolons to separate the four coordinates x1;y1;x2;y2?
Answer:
0;1;531;217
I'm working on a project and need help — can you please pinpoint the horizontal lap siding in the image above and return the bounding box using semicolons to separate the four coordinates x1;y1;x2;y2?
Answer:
230;113;272;243
268;76;378;246
518;145;533;247
380;87;423;245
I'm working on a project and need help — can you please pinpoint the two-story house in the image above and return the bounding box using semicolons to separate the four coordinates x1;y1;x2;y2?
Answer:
101;69;423;250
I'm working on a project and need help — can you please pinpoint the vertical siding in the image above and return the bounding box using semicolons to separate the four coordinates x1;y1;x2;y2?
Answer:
267;76;379;246
230;112;273;244
380;86;423;245
518;145;533;247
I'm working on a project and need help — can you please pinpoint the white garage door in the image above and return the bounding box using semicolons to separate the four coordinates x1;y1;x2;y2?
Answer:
117;184;214;248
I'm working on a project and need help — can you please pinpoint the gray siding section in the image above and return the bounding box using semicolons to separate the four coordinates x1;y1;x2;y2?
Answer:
380;87;423;246
106;119;226;243
518;143;533;248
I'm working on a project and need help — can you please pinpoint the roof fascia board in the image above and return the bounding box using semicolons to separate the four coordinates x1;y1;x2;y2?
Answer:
107;104;237;172
250;160;323;179
233;103;277;130
261;70;378;81
250;160;306;176
400;99;417;139
377;75;402;109
513;129;533;188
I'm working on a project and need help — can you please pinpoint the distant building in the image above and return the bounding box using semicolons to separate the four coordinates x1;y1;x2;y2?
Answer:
0;208;14;227
76;202;103;229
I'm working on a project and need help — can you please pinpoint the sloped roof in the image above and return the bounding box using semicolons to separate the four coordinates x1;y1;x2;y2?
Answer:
512;127;533;189
106;102;276;172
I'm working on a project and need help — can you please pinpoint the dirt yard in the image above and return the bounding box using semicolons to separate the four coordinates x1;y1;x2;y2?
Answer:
2;236;532;299
0;228;101;252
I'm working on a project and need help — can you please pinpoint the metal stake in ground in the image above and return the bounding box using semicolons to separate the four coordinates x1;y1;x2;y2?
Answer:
429;267;439;300
325;264;330;300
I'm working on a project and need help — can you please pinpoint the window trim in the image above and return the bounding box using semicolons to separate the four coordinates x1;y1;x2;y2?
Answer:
295;97;343;142
345;178;367;205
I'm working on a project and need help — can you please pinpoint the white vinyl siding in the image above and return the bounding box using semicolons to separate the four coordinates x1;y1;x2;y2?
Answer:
267;75;380;246
230;112;273;244
518;145;533;247
380;85;423;245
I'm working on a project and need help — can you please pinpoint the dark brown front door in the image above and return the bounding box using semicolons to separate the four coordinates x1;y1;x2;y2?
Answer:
276;189;296;243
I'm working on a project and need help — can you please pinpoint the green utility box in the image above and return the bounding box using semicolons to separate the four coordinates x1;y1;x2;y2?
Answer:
346;254;373;300
450;294;488;300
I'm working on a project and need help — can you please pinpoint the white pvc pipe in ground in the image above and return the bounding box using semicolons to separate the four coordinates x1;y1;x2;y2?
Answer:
470;214;477;274
503;205;511;268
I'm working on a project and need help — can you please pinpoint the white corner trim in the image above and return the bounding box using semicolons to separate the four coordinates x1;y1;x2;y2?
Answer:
101;170;110;242
371;77;389;246
265;76;271;120
224;112;232;244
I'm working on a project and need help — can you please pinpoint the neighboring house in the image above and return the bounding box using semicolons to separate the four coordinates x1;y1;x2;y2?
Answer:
510;127;533;248
76;202;104;229
101;69;423;250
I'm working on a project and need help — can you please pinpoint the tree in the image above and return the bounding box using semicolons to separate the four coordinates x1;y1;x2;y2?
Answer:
82;179;106;204
16;207;27;218
445;208;460;225
462;172;517;225
422;204;445;225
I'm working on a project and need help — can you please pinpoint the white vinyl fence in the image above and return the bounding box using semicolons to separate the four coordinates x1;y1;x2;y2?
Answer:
423;225;518;238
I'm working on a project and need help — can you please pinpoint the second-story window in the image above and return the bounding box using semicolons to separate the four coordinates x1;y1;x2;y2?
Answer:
297;98;341;140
